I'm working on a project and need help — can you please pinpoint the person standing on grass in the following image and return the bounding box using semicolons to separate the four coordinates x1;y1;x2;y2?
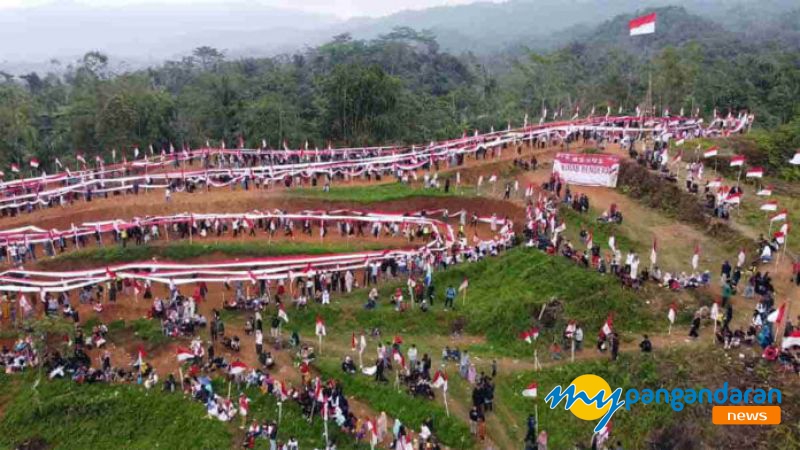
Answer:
255;329;263;355
444;285;456;310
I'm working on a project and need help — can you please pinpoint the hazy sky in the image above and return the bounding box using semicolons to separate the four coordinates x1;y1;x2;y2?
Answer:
0;0;497;18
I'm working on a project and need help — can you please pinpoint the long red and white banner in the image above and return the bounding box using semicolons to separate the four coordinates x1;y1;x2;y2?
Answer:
0;115;744;212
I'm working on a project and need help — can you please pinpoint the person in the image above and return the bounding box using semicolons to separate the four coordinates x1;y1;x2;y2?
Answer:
689;312;701;339
639;335;652;352
341;355;357;374
469;406;479;436
254;329;263;355
445;285;456;310
574;325;584;351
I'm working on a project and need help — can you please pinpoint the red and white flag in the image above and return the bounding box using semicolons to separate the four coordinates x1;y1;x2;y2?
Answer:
392;349;405;368
730;155;746;167
351;332;357;352
596;420;613;447
278;305;289;323
176;347;194;362
600;315;613;336
770;210;788;223
629;13;656;36
432;371;448;391
760;201;778;212
76;153;87;165
30;158;40;168
757;185;773;196
522;382;538;398
459;277;469;292
691;244;701;270
10;163;20;173
782;330;800;349
668;304;677;324
703;147;719;158
745;167;764;178
724;192;741;205
315;316;327;337
768;303;786;324
230;361;248;375
789;152;800;165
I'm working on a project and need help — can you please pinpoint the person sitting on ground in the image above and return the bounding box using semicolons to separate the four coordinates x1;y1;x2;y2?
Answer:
639;335;652;353
341;355;357;374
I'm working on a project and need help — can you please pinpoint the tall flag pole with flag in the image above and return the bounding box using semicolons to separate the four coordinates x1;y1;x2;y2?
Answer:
691;243;700;271
459;277;469;305
668;303;677;335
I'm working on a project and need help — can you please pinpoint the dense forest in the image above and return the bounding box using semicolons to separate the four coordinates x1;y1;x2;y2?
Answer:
0;6;798;175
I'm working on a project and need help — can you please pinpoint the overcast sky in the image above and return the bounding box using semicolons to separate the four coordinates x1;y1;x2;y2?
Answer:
0;0;497;19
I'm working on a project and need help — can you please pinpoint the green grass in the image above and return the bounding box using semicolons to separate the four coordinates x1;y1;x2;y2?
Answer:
316;359;473;449
280;246;654;358
37;240;394;269
290;183;464;203
0;376;232;449
0;374;366;450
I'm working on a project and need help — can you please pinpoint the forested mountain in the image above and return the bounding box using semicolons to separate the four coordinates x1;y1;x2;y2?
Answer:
0;6;798;176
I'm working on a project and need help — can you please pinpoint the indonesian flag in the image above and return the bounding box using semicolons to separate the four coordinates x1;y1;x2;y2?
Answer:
707;178;722;188
672;150;683;164
55;158;63;169
278;305;289;323
315;316;326;337
76;153;87;164
737;248;746;268
703;146;719;158
10;163;20;173
724;193;741;205
432;371;448;391
95;155;103;165
745;167;764;178
789;152;800;165
351;332;357;352
691;244;700;270
675;138;685;146
0;170;4;178
668;304;677;324
628;13;656;36
519;330;533;344
650;237;658;266
230;361;248;375
730;155;746;167
522;382;538;398
600;315;613;336
392;349;405;369
176;347;194;362
768;303;786;324
782;330;800;349
760;201;778;212
30;158;40;168
770;210;788;223
757;185;773;196
459;277;469;292
586;230;593;250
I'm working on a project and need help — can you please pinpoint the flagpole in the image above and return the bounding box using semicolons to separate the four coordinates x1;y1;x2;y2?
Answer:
443;390;450;417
